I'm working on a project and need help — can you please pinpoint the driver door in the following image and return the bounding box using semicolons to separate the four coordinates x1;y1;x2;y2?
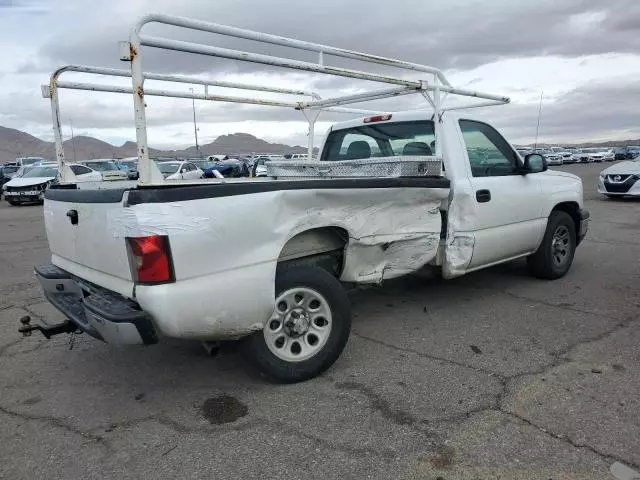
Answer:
457;119;544;269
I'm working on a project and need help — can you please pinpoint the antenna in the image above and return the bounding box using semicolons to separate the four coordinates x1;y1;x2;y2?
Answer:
69;121;77;162
533;90;544;151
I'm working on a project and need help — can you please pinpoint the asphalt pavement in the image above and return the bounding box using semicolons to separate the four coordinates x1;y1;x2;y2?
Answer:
1;162;638;479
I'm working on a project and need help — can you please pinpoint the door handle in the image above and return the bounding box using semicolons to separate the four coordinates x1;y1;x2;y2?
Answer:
476;189;491;203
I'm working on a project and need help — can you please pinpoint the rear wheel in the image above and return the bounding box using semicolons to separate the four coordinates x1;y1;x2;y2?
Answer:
244;266;351;383
527;211;576;279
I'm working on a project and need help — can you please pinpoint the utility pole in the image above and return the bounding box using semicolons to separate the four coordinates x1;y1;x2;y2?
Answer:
189;88;200;155
69;121;77;162
533;90;544;151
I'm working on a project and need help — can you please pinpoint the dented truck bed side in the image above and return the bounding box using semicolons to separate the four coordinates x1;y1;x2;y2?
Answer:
43;176;449;340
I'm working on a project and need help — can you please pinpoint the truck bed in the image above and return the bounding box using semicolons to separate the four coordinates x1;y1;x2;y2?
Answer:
43;176;450;339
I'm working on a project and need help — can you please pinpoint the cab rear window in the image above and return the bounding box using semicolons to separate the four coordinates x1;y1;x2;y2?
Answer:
321;121;436;161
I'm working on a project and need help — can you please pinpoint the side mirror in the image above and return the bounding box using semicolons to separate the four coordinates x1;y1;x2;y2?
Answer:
523;153;547;174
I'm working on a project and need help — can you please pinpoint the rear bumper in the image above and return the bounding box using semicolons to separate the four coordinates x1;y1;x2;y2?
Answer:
35;264;158;345
578;209;589;245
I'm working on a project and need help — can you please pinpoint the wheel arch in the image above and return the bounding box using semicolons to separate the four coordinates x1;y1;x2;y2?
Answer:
551;201;581;239
277;226;350;277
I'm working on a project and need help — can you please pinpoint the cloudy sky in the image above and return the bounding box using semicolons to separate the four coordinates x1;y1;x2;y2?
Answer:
0;0;638;150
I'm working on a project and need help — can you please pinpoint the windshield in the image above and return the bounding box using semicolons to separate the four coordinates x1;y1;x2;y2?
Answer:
85;161;118;172
119;161;136;169
158;163;180;174
322;120;436;160
22;166;58;178
21;158;45;166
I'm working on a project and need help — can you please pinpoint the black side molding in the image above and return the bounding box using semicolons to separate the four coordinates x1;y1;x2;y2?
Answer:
45;177;451;205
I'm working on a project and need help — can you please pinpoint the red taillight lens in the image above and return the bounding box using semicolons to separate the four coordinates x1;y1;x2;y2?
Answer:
363;114;392;123
126;236;174;284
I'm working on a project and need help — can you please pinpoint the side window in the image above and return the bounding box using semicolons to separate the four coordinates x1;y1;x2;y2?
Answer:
70;165;91;175
186;163;195;171
459;120;519;177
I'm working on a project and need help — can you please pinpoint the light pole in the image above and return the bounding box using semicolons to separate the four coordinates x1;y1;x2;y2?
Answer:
189;88;200;155
533;90;544;151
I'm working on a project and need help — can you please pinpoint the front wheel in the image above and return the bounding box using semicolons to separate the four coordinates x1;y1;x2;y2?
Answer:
527;211;576;279
244;266;351;383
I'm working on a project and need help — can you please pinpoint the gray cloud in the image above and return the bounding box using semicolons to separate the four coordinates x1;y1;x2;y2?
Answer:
480;79;640;143
34;0;640;77
2;0;640;149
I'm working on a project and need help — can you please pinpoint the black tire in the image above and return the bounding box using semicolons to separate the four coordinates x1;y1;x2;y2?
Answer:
244;266;351;383
527;211;576;279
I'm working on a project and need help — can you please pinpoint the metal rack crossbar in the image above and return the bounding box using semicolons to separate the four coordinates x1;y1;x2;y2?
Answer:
45;13;511;185
43;65;381;182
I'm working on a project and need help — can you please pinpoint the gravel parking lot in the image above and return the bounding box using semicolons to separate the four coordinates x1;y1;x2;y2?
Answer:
1;163;638;479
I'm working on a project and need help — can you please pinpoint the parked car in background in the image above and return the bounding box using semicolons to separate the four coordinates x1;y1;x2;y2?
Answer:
15;157;48;167
157;161;204;180
117;158;139;179
600;148;615;161
80;159;128;181
206;154;227;162
203;158;251;178
536;148;562;166
251;155;287;177
598;157;640;198
2;163;102;205
251;156;270;177
1;164;21;185
614;147;629;160
572;149;591;163
550;146;575;164
581;147;611;163
626;146;640;159
189;159;215;172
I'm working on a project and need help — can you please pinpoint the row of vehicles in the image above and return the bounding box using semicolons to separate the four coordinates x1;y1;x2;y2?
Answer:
514;146;638;166
1;154;284;205
1;158;128;205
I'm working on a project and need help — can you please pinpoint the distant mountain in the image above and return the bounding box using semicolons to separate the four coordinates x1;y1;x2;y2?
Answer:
0;126;309;163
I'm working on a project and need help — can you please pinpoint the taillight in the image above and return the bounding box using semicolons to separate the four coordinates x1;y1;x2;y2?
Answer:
126;235;174;284
363;114;392;123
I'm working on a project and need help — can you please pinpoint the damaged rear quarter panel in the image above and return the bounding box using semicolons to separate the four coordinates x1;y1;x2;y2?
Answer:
132;185;449;339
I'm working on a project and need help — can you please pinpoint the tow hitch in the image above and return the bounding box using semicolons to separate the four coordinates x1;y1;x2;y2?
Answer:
18;315;78;339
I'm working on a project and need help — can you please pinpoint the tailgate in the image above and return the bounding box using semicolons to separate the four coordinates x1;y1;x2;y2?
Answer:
43;190;134;297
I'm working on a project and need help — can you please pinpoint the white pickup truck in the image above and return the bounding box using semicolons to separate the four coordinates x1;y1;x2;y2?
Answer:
23;15;589;383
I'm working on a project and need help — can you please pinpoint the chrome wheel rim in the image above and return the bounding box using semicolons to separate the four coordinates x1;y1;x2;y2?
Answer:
551;225;571;267
264;287;332;362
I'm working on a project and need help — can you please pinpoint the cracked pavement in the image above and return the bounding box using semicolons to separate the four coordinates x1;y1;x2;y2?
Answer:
0;163;638;479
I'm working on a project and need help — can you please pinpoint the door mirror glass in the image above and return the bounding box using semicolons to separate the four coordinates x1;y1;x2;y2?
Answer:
524;153;546;173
